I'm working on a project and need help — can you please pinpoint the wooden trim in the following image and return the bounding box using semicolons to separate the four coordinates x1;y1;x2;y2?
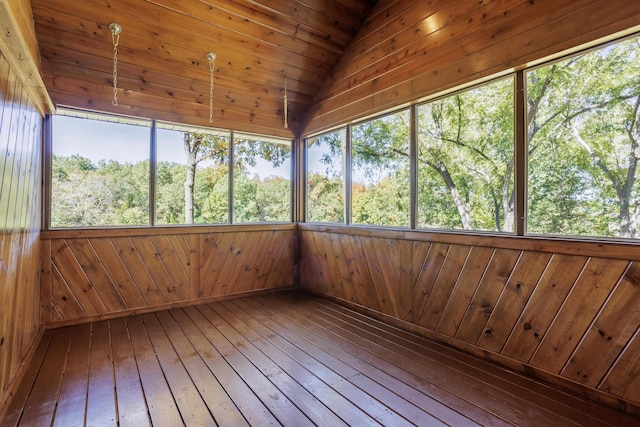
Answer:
299;224;640;261
43;286;296;329
41;223;297;239
0;0;53;115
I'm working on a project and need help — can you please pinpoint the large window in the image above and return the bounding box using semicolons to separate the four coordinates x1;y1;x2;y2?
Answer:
156;124;230;225
306;129;346;223
351;109;410;227
303;34;639;241
527;37;640;239
417;78;514;232
233;133;292;223
49;111;292;228
51;114;151;227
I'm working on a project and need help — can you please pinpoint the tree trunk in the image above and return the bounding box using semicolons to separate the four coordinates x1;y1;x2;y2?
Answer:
184;140;197;224
436;160;473;229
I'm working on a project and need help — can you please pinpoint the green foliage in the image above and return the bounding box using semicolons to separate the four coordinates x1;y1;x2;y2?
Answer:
51;155;149;227
351;110;411;227
417;78;514;232
52;134;292;227
306;131;345;222
527;37;640;238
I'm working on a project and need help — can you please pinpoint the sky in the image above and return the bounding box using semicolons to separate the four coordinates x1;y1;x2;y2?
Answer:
52;115;290;179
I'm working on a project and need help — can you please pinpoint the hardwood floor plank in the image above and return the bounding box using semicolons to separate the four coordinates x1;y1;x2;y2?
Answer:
16;328;73;426
51;324;91;427
265;292;609;426
154;310;248;426
300;296;578;426
309;293;635;427
216;299;413;426
126;316;184;426
4;291;639;427
245;299;484;426
226;298;447;426
197;303;348;426
234;296;481;427
186;304;314;426
110;318;151;427
1;332;53;426
85;321;117;425
140;313;213;425
171;307;280;426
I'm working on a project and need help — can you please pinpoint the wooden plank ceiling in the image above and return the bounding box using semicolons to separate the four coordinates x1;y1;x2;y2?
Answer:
29;0;377;138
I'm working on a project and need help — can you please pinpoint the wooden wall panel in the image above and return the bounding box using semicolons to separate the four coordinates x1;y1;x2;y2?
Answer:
0;52;43;412
40;226;296;326
298;225;640;413
304;0;640;135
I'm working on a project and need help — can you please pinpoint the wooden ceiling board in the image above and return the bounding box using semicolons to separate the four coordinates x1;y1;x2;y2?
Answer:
31;0;376;137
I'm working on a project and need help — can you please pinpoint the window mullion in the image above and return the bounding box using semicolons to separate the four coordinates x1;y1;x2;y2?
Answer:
410;104;418;230
344;127;352;225
149;120;157;226
515;70;526;236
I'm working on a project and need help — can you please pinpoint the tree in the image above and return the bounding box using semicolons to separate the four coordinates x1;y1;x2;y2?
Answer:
183;132;229;224
527;37;640;238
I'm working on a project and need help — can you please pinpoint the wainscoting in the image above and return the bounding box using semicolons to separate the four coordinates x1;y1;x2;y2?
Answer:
40;225;296;326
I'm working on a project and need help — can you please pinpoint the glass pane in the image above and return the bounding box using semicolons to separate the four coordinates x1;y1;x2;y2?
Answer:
417;78;515;232
351;110;410;227
51;115;150;227
156;126;230;225
306;129;345;223
233;133;291;222
527;36;640;239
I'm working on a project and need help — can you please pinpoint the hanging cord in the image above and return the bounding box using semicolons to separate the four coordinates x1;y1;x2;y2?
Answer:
109;23;121;106
284;76;288;129
207;52;216;123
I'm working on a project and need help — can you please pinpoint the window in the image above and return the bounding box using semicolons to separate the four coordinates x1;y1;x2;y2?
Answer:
51;113;151;227
527;36;640;239
156;125;230;225
233;133;292;223
48;110;293;228
417;77;515;232
351;109;410;227
306;129;346;223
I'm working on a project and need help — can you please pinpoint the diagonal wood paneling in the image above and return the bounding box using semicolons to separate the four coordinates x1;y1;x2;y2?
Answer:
298;225;640;414
41;227;296;326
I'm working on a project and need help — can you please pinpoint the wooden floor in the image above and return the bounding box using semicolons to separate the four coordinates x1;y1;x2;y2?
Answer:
2;291;639;427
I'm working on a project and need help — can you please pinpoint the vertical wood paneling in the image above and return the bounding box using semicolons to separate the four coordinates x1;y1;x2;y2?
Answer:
298;227;640;412
0;51;42;412
41;228;296;326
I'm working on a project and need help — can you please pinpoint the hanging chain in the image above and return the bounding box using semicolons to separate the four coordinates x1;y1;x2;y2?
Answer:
208;56;215;123
109;23;121;107
284;76;288;129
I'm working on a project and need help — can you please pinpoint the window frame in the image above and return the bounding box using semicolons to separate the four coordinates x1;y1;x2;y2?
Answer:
302;31;640;243
45;108;294;230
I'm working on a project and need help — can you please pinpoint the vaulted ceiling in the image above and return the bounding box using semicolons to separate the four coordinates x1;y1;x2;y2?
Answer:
30;0;377;138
